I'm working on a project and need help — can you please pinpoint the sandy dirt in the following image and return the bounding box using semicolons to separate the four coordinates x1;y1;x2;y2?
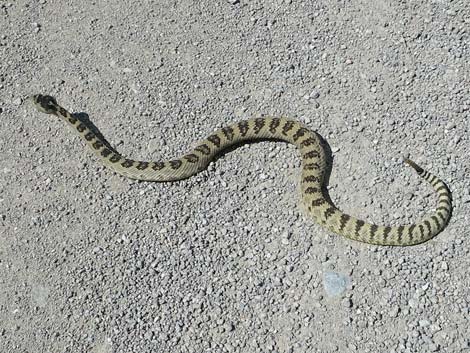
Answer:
1;1;469;352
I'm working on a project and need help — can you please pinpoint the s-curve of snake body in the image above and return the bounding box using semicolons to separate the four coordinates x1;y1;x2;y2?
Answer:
31;94;452;246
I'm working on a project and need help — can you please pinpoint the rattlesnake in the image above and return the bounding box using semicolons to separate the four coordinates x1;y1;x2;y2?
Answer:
31;94;452;246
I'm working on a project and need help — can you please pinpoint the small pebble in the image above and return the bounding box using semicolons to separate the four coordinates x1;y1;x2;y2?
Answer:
310;90;320;99
323;271;350;297
389;306;400;318
342;297;353;308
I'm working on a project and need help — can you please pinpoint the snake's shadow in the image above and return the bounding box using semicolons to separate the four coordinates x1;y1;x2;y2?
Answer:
74;112;336;204
74;112;115;150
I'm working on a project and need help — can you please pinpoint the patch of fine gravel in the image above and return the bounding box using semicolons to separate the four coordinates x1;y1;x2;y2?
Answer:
1;1;469;353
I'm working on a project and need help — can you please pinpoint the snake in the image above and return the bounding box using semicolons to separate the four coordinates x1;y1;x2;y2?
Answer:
31;94;452;246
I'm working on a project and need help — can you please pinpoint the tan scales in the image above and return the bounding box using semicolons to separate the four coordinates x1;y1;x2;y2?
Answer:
31;94;452;246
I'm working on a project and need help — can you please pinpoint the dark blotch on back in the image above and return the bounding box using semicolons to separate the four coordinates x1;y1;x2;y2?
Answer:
136;162;149;170
424;220;432;234
93;141;104;150
304;162;320;170
84;132;95;141
184;154;199;163
76;123;86;133
408;225;416;242
300;137;316;147
208;135;221;147
397;225;405;244
222;126;234;141
339;214;350;231
431;215;441;229
152;162;165;170
383;226;392;241
303;175;321;184
292;127;308;141
324;207;336;220
282;120;295;135
237;121;249;137
195;144;211;155
419;224;425;239
305;187;319;194
269;118;281;134
437;211;446;222
170;159;183;169
101;148;112;157
439;198;451;207
369;224;378;240
121;159;135;168
253;118;266;134
58;107;67;116
355;220;365;237
311;198;326;207
109;154;121;163
304;150;320;159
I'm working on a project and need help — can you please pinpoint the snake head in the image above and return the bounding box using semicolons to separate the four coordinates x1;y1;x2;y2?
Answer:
31;94;59;115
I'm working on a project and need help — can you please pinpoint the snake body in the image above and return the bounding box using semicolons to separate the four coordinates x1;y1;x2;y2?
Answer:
31;94;452;246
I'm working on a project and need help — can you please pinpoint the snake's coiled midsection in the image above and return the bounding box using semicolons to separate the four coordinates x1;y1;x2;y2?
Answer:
31;94;452;246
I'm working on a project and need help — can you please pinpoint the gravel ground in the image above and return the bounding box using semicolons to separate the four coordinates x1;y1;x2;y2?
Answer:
1;1;469;352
